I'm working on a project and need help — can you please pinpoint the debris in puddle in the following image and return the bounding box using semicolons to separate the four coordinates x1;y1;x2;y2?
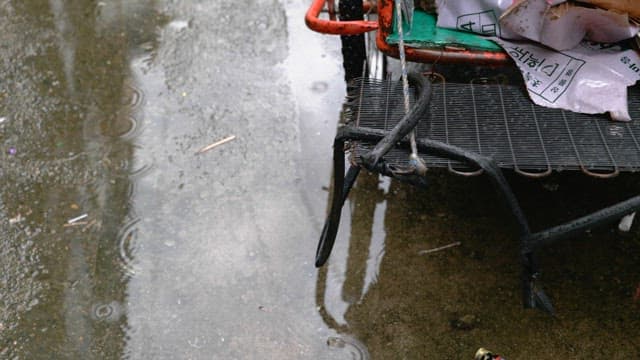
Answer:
63;221;88;228
618;212;636;232
418;241;461;255
258;305;272;312
80;219;99;232
67;214;88;224
0;116;6;123
195;135;236;154
451;314;478;330
326;337;346;348
9;214;24;224
475;347;507;360
169;20;190;31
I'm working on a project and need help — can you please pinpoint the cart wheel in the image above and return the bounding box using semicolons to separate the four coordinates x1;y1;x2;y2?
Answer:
339;0;387;81
339;0;366;82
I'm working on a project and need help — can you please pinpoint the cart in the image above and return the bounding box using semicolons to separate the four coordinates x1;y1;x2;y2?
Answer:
306;0;640;313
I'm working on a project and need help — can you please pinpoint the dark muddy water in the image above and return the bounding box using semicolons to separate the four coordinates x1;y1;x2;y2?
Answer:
1;0;640;359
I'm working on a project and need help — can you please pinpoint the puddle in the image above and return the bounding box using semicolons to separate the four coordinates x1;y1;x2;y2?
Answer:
0;0;158;358
2;0;639;359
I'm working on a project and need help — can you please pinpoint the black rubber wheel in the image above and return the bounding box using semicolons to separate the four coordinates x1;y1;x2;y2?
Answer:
339;0;367;82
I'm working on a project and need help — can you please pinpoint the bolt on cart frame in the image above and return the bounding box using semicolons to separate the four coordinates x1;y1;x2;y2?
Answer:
306;0;640;313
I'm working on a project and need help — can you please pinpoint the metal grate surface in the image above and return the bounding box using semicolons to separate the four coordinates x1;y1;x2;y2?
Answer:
346;77;640;176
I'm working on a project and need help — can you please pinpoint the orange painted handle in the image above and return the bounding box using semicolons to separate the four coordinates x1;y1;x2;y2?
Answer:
376;0;510;65
305;0;378;35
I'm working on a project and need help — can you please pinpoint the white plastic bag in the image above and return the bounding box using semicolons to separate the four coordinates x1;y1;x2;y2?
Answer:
434;0;640;120
493;39;640;120
435;0;518;38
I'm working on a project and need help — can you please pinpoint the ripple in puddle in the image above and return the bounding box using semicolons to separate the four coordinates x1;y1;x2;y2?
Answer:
310;81;329;93
91;301;124;323
121;83;144;109
117;218;140;278
108;158;154;180
327;335;370;359
100;115;139;139
129;162;154;179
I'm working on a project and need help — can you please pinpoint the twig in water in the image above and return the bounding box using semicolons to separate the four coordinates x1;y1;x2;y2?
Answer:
67;214;88;224
64;221;88;227
419;241;461;255
82;219;98;232
9;214;24;224
196;135;236;154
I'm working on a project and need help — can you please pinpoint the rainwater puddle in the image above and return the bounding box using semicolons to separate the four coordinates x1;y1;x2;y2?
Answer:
0;0;158;358
3;0;639;358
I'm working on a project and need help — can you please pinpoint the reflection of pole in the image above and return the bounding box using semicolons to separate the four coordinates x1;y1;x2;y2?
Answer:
339;0;366;83
315;172;387;331
50;0;77;95
341;172;384;304
315;263;350;333
0;0;158;358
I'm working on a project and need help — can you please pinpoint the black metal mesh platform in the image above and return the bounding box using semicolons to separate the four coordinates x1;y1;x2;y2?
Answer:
347;77;640;176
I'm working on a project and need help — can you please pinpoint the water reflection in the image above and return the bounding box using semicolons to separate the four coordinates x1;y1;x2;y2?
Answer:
315;172;388;354
316;165;640;358
0;0;162;358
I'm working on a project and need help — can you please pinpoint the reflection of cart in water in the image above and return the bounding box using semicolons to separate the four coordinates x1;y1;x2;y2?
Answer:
306;0;640;313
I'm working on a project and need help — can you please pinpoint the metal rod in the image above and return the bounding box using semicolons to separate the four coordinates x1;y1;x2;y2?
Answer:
498;83;520;170
338;126;532;235
469;80;483;155
315;138;348;267
525;194;640;252
360;72;432;170
515;102;553;178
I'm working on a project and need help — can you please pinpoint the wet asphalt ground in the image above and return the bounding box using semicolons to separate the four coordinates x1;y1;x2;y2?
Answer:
1;0;640;359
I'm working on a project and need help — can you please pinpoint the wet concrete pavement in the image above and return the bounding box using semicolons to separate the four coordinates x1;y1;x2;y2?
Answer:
1;0;640;359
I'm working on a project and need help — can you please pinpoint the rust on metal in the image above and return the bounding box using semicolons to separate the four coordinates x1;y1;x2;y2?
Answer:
305;0;378;35
376;0;511;65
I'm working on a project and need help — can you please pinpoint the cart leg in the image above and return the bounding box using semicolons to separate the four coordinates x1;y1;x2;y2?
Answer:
478;160;555;314
522;252;554;314
316;139;361;267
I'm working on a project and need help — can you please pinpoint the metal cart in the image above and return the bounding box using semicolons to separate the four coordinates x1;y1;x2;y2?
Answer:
306;0;640;313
